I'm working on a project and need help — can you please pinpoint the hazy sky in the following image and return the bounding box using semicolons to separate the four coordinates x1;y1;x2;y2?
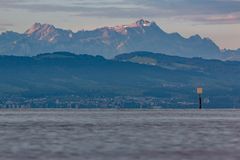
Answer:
0;0;239;49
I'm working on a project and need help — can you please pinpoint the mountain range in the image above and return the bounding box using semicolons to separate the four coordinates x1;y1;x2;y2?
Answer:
0;19;239;60
1;51;240;108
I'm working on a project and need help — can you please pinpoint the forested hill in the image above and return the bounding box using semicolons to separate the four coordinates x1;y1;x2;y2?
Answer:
0;51;240;108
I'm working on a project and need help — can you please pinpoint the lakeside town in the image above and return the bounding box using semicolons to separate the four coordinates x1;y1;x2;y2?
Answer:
0;96;196;109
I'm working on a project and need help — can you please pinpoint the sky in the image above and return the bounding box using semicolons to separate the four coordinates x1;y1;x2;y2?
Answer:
0;0;239;49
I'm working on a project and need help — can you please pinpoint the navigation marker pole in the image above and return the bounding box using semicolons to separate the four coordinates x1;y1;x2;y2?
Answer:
197;87;203;109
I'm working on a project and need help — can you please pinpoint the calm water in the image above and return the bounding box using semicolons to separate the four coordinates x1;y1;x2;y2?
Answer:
1;109;240;160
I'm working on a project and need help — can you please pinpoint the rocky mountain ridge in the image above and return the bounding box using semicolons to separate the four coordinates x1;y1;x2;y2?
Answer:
0;19;239;59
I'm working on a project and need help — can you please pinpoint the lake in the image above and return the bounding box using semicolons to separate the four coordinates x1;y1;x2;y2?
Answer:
0;109;240;160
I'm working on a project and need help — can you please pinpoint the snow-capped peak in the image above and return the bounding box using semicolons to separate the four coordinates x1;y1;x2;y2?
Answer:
25;23;56;35
135;19;152;27
24;23;61;42
110;19;158;34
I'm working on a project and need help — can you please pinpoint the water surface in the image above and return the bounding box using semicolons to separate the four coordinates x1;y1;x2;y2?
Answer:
0;109;240;160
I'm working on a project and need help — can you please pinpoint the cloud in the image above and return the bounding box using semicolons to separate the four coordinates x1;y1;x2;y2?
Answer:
129;0;240;14
0;23;13;27
0;0;240;24
123;0;240;24
0;23;14;31
193;12;240;24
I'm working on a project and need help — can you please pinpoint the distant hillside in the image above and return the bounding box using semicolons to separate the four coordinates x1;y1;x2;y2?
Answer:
0;51;240;107
0;19;239;60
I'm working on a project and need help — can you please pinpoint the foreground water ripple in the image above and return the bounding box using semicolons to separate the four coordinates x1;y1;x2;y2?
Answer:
0;109;240;160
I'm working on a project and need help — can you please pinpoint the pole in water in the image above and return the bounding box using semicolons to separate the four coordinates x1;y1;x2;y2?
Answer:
199;94;202;109
197;87;203;109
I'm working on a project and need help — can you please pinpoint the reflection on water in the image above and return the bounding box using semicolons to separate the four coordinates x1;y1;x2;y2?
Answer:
0;109;240;160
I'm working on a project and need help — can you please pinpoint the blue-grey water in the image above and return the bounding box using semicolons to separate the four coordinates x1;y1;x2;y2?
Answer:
1;109;240;160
